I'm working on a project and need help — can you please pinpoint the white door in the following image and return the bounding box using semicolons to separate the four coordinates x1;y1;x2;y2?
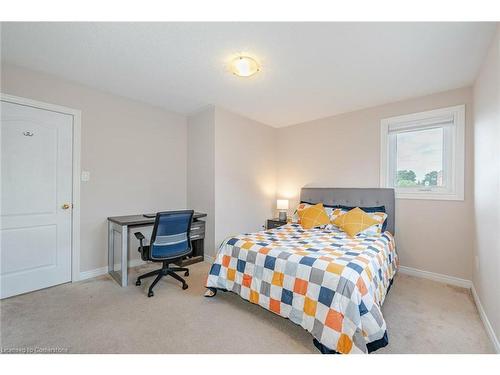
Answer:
1;100;73;299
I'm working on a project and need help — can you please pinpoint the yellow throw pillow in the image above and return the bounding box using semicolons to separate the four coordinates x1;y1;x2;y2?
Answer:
333;207;379;237
297;203;330;229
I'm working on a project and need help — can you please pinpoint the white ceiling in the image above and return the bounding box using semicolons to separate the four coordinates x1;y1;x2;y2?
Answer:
1;22;496;127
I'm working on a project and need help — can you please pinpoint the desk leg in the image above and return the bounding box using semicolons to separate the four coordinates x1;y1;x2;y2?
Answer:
108;221;129;287
120;224;128;287
108;221;114;273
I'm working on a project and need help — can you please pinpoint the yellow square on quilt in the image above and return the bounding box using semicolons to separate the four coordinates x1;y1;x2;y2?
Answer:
297;203;330;229
272;271;284;287
242;242;254;250
333;207;378;237
250;289;259;304
303;297;317;316
326;262;344;275
227;268;236;281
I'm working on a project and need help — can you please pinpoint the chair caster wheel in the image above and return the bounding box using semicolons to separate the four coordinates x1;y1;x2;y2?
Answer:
136;280;141;286
184;271;189;277
147;291;154;297
182;284;188;290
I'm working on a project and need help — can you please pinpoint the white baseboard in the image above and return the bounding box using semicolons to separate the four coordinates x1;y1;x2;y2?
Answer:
78;266;108;281
204;255;215;264
78;256;215;281
78;258;146;281
471;284;500;353
398;265;472;288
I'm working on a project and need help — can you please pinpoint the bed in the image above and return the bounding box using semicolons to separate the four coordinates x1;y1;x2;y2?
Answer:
205;187;398;354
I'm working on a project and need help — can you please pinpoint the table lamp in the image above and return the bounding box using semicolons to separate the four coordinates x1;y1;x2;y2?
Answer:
277;199;289;222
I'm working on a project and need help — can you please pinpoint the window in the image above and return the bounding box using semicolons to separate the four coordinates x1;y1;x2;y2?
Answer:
380;105;465;200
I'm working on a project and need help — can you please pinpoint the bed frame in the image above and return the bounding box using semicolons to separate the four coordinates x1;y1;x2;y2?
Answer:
300;187;395;234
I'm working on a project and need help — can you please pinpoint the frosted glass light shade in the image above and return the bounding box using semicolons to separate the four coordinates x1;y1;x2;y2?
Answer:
230;56;260;77
276;199;289;210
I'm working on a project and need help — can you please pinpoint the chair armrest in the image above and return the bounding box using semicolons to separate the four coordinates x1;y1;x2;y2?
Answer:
134;232;145;249
134;232;148;259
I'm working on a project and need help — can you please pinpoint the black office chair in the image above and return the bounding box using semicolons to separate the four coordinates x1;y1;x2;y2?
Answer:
134;210;194;297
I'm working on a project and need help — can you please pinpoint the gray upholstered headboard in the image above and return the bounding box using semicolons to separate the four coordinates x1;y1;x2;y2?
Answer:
299;187;395;234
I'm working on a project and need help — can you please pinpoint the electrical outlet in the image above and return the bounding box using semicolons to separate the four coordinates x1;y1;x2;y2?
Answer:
81;170;90;182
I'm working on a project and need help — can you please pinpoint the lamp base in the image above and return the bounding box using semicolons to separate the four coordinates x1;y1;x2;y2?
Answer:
278;211;287;222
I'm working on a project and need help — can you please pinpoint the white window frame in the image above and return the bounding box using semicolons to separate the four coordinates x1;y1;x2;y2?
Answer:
380;105;465;201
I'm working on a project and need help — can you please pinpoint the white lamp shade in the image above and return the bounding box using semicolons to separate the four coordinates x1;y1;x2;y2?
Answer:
276;199;289;210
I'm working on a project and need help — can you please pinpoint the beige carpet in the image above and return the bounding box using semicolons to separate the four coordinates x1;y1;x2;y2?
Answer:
0;262;494;354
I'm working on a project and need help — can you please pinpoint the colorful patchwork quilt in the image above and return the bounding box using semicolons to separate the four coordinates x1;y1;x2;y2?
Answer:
206;223;398;354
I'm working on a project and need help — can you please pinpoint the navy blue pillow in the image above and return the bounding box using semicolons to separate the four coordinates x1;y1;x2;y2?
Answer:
300;201;337;208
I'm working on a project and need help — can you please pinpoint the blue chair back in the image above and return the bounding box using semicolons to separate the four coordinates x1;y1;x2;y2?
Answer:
149;210;194;260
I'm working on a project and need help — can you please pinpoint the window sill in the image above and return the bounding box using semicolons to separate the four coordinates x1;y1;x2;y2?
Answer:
395;191;464;201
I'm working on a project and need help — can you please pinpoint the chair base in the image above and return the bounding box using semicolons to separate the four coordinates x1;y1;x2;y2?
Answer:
136;261;189;297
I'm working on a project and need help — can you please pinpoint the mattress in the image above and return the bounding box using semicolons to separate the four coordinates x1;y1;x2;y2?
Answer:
206;223;398;354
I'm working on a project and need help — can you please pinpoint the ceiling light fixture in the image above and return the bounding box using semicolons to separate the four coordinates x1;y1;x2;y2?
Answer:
230;56;261;77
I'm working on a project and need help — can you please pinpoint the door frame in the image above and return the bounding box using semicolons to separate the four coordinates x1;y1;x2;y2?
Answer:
1;93;82;282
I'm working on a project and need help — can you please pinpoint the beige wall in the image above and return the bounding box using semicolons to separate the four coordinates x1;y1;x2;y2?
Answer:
1;64;188;273
214;107;276;250
276;87;474;279
473;26;500;342
187;107;216;255
187;106;277;257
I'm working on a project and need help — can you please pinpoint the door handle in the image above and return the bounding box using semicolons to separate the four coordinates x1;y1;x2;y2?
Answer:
62;203;72;210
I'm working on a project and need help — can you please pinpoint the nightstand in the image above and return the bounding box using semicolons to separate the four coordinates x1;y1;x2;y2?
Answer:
266;218;287;229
